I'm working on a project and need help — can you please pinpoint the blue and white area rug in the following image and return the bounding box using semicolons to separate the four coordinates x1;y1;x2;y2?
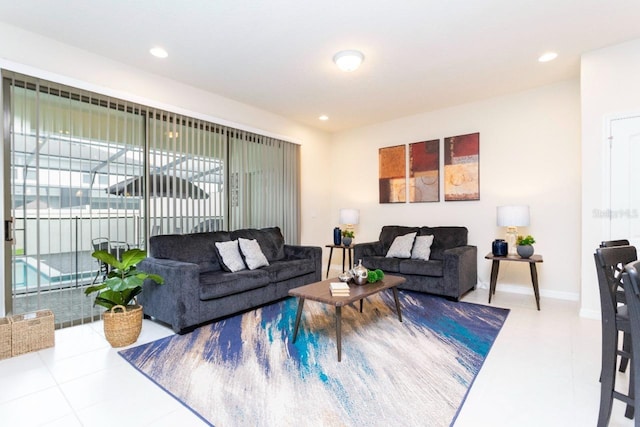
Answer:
120;291;509;427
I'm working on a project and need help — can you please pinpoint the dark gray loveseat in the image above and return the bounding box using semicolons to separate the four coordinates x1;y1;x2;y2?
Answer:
138;227;321;333
353;225;477;301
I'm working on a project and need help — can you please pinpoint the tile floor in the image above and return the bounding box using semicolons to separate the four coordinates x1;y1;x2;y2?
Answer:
0;286;634;426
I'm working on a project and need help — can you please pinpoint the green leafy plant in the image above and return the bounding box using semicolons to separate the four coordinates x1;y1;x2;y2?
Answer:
342;229;355;238
367;269;386;283
516;235;536;246
84;248;164;310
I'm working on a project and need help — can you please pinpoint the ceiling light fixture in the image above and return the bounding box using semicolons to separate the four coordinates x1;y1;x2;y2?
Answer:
538;52;558;63
319;115;329;121
150;47;168;58
333;50;365;72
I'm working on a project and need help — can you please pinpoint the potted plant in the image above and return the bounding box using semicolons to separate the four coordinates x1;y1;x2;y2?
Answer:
341;229;355;246
85;248;164;347
516;235;536;259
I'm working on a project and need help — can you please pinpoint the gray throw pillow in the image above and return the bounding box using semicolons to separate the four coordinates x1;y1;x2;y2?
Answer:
411;235;435;261
238;238;269;270
385;232;417;258
215;240;246;272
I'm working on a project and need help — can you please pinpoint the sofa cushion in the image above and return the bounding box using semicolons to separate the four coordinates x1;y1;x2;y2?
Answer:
361;256;401;273
379;226;420;254
149;231;231;273
263;259;316;282
199;269;270;300
386;232;417;258
215;240;246;272
399;259;443;276
238;238;270;270
231;227;285;262
411;235;435;261
417;226;468;260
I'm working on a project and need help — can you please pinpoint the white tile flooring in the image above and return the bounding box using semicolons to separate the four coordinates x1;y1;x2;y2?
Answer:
0;287;635;427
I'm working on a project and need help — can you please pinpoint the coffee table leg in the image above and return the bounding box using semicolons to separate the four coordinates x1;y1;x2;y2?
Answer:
392;287;403;322
488;260;500;303
336;306;342;362
292;298;305;343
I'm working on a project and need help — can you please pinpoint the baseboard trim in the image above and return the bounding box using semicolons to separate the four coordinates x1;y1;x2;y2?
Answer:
477;281;580;302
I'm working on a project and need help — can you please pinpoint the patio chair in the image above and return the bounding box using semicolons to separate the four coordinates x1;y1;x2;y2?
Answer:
91;238;130;285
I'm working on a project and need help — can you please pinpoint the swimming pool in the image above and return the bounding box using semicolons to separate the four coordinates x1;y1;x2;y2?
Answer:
13;258;95;293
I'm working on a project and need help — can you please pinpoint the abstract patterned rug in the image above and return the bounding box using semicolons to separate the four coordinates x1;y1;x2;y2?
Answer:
119;291;509;427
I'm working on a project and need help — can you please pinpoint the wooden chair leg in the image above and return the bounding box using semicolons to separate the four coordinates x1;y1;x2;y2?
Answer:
620;332;631;373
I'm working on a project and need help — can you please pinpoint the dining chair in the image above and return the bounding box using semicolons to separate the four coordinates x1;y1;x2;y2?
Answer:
594;245;637;425
623;260;640;427
600;239;634;372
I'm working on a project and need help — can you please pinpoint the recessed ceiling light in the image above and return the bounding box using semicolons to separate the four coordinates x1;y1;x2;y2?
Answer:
319;115;329;121
333;50;365;72
538;52;558;63
150;47;168;58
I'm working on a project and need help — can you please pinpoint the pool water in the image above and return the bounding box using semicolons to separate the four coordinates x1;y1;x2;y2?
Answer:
13;259;95;293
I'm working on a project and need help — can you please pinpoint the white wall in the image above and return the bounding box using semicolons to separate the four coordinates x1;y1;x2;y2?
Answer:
580;38;640;318
0;23;333;316
330;79;582;301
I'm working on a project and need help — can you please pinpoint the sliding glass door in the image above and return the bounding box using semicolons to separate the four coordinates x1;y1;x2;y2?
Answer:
3;70;300;328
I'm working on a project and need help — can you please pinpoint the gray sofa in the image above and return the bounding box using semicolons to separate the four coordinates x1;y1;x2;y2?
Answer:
353;225;477;301
138;227;322;333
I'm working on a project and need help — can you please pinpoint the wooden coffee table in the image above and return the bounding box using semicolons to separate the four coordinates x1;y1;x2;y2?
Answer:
288;274;406;361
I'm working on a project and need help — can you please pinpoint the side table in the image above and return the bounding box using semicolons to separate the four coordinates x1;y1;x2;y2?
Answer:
485;252;543;310
325;244;353;278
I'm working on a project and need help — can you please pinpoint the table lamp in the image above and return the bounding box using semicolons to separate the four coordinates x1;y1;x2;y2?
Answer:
496;205;530;256
339;208;359;243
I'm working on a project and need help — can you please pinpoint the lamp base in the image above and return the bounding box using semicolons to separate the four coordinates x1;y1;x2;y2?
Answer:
505;227;518;256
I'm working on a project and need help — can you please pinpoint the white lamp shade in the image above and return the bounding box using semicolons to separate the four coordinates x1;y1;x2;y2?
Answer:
339;208;360;225
496;205;530;227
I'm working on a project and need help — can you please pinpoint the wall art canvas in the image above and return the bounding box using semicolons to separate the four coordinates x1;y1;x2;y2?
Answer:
409;139;440;202
444;132;480;201
379;144;406;203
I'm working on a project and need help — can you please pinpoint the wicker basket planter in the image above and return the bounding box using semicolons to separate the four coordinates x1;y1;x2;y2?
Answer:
0;317;11;360
11;310;55;356
103;304;143;347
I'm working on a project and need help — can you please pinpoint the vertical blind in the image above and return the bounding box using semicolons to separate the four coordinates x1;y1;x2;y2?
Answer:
3;70;301;326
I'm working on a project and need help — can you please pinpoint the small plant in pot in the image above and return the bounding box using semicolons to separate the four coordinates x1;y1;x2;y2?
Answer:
341;229;355;246
516;235;536;259
85;248;163;347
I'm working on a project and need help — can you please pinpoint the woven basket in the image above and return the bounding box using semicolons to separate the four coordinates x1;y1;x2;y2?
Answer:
0;317;11;360
11;310;55;356
103;304;143;348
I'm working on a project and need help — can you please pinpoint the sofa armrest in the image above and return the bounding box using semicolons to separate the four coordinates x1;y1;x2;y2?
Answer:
284;244;322;281
443;245;478;300
353;241;383;260
137;257;201;332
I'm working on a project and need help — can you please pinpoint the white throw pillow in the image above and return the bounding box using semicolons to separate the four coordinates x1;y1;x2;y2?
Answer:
238;238;269;270
215;240;246;272
386;232;417;258
411;235;435;261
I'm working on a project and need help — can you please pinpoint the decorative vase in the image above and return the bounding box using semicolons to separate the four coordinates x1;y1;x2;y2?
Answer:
516;245;534;259
351;259;368;285
103;304;143;347
342;236;352;246
333;227;342;245
492;239;508;257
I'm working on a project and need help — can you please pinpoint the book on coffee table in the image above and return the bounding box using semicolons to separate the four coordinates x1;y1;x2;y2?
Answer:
330;282;350;296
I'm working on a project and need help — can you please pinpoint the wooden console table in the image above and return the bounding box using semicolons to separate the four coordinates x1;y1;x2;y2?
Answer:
485;253;543;310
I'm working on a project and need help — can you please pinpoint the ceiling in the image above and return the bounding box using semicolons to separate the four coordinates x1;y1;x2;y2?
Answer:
2;0;640;133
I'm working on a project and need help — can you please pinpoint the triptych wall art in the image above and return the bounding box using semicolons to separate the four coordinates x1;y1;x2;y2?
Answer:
378;132;479;204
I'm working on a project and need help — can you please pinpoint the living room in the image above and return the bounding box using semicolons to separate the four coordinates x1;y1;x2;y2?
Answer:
1;2;640;426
